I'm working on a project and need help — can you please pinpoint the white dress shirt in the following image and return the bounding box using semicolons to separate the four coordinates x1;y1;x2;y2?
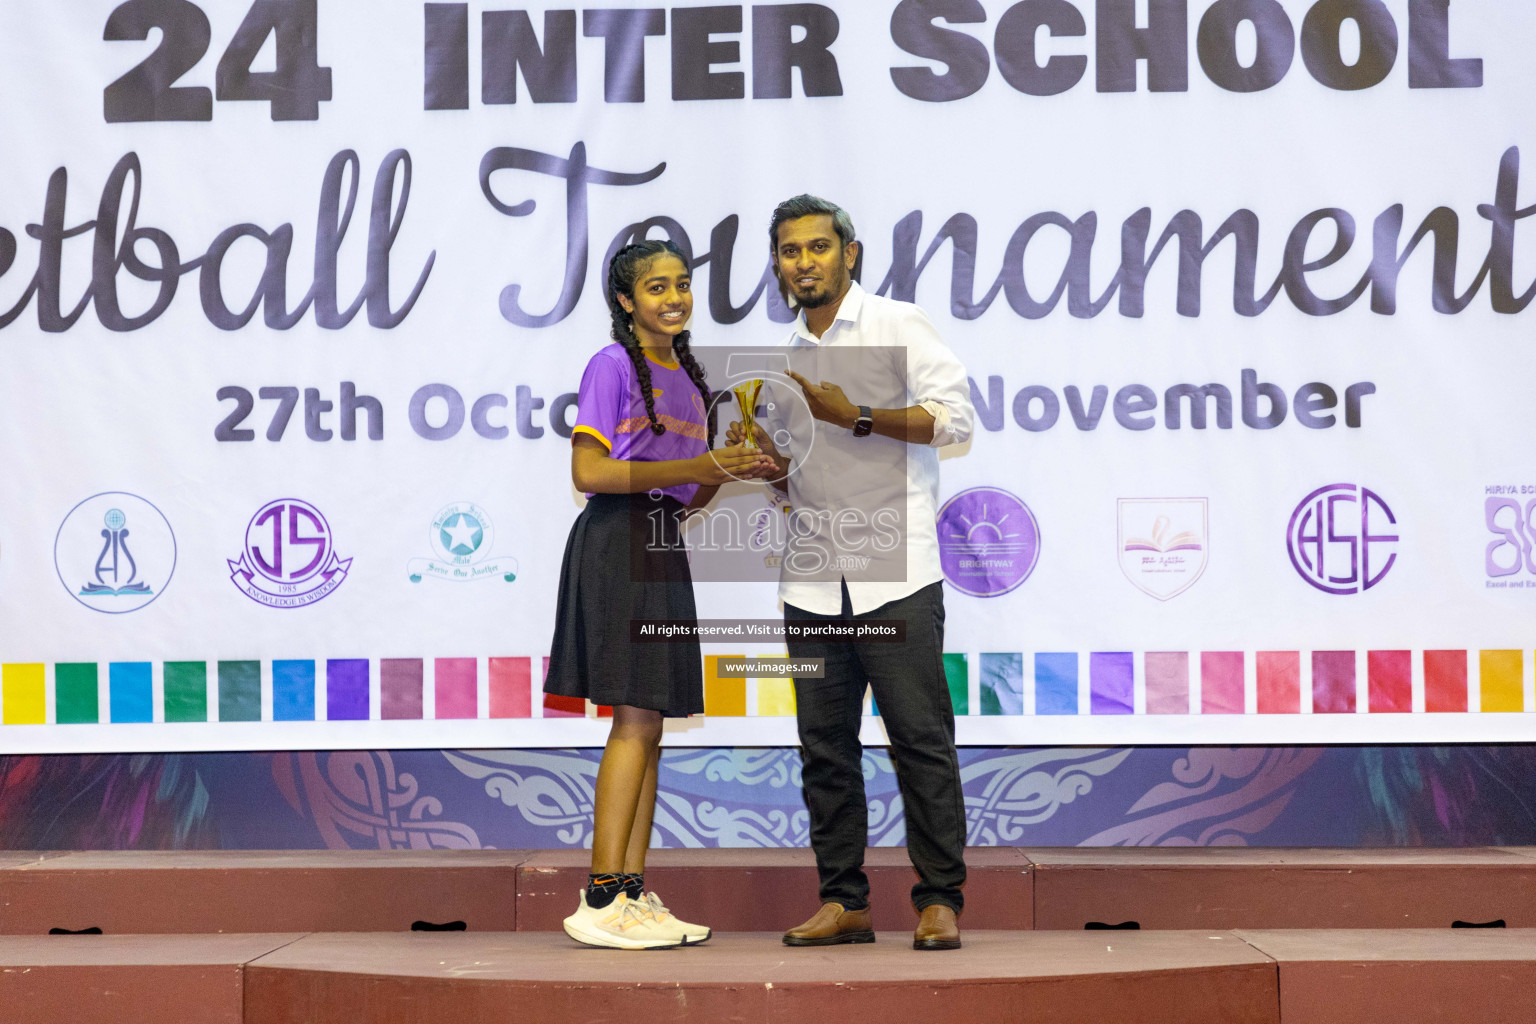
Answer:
758;281;974;616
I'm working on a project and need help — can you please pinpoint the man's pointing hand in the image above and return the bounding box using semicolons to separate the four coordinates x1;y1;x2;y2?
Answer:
786;369;858;430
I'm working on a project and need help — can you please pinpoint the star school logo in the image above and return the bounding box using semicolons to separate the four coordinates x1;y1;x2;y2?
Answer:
54;492;177;613
408;502;518;583
229;498;351;608
1118;498;1209;601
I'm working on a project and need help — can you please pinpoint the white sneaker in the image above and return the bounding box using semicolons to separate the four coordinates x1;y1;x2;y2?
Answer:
563;891;684;950
640;891;711;945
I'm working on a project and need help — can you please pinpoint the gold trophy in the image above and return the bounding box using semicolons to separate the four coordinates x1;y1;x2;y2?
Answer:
731;379;764;450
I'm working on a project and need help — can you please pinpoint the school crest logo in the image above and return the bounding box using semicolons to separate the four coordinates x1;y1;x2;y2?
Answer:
408;502;517;583
1118;498;1208;600
229;498;351;608
54;492;177;613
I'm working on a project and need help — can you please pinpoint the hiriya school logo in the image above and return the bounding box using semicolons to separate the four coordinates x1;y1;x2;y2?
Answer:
1287;484;1398;595
1485;486;1536;588
408;502;518;583
937;487;1039;597
229;499;351;608
1118;498;1208;601
54;492;176;613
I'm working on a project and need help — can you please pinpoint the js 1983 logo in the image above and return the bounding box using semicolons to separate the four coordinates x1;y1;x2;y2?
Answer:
1486;488;1536;586
1286;484;1398;595
228;498;351;608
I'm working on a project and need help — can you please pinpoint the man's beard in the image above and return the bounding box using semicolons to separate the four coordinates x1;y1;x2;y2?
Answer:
791;272;846;309
794;286;836;309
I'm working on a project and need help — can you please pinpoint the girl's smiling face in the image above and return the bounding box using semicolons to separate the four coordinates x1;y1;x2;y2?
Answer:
618;254;692;346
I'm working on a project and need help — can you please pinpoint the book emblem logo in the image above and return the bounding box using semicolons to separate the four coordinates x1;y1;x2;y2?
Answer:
1118;498;1208;600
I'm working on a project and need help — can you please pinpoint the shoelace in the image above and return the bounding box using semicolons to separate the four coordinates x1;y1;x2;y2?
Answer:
604;894;652;931
642;892;672;921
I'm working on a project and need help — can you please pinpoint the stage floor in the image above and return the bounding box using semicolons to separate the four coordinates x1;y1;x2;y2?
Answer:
246;929;1280;1023
6;928;1536;1024
3;849;1535;1022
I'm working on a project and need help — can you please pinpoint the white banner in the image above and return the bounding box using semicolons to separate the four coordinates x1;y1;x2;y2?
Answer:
1;0;1533;751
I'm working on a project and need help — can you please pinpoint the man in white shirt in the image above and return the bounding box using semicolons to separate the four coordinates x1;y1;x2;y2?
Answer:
730;195;975;951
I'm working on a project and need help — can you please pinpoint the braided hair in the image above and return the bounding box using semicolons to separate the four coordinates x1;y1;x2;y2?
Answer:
605;240;717;446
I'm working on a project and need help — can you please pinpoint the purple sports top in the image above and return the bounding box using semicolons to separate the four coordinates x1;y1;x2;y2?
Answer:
572;343;710;505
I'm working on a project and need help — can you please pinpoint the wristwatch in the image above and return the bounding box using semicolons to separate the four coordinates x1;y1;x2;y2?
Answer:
852;405;873;437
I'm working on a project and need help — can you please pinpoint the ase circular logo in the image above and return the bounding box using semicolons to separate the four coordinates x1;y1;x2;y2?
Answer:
936;486;1040;597
1286;484;1399;595
54;492;177;613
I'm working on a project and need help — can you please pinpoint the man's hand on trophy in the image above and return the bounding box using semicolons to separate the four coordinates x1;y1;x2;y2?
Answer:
785;370;858;430
726;420;791;487
726;419;778;457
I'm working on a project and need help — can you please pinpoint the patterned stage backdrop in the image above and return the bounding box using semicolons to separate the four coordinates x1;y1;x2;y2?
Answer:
3;745;1536;850
1;2;1534;753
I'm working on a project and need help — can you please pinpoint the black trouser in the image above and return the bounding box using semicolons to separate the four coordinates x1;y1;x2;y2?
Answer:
786;581;967;913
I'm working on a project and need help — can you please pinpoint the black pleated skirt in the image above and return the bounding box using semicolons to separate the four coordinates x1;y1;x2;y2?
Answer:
544;492;704;718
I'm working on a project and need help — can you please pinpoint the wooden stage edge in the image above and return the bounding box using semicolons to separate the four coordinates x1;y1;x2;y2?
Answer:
6;929;1536;1024
4;847;1536;934
5;851;1536;1023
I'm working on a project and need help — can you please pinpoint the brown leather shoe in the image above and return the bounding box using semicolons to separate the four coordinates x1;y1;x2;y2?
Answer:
913;904;961;950
782;902;875;946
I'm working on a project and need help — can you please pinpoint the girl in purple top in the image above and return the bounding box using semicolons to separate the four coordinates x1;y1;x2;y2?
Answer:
547;240;773;949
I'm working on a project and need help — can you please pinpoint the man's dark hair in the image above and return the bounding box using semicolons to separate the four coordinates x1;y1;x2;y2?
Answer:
768;194;856;252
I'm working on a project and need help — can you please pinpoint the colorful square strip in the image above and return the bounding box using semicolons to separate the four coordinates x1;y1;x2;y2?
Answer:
0;651;1530;723
0;658;542;724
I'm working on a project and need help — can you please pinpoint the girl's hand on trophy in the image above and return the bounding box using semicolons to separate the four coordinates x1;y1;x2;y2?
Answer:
695;445;778;484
